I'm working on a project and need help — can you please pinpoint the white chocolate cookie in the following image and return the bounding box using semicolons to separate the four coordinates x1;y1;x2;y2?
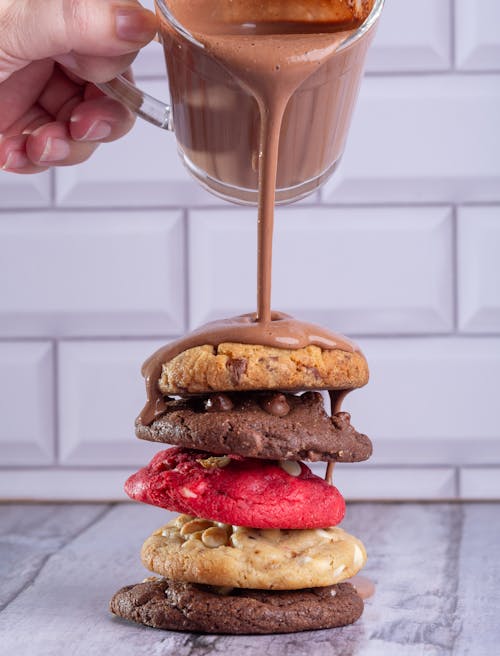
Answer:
141;515;367;590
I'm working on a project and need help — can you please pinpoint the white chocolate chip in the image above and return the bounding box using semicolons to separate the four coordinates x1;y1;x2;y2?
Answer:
315;529;334;540
279;460;302;477
197;455;231;470
297;556;313;565
180;487;197;499
329;589;337;597
353;544;364;569
332;565;346;578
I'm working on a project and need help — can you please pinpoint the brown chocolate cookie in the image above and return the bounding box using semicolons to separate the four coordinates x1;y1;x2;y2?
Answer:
110;578;363;634
136;391;372;462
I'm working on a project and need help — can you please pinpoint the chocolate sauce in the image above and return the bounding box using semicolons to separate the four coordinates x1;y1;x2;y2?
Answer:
325;462;335;485
139;2;377;427
138;311;359;425
348;574;376;600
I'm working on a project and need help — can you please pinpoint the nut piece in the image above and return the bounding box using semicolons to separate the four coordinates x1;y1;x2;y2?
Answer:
174;514;195;528
197;455;231;470
201;526;230;548
260;529;282;543
279;460;302;477
180;519;213;537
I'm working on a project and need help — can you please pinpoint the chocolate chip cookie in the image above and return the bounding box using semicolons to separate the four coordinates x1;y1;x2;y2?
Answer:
158;342;369;395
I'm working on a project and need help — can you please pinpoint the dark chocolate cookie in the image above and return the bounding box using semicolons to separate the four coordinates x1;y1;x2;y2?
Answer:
135;391;371;462
110;579;363;634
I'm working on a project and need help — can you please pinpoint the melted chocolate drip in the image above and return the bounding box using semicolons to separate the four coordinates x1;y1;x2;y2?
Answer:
325;462;335;485
138;312;359;425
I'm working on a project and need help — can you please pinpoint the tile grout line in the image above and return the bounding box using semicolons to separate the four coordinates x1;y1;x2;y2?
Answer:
52;339;60;464
450;0;457;70
455;466;462;499
452;204;460;334
2;202;500;214
183;208;190;332
49;169;56;207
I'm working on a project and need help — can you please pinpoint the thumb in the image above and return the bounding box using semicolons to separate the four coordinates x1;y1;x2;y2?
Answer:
2;0;158;65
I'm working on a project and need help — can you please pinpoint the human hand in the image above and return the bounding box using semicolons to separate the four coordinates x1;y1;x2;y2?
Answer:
0;0;158;174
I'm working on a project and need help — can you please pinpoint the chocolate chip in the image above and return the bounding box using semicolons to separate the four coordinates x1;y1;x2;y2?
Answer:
261;393;290;417
205;394;234;412
226;358;247;384
331;412;351;429
304;366;321;379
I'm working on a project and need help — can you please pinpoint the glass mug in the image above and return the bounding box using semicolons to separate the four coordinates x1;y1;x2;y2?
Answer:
98;0;384;205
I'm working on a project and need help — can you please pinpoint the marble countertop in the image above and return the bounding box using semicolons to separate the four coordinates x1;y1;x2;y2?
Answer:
0;502;498;656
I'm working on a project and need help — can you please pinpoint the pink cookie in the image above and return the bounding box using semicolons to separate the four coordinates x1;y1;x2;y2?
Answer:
125;447;345;529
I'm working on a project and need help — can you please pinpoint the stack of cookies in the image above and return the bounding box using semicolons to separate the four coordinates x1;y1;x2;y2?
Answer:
110;330;372;634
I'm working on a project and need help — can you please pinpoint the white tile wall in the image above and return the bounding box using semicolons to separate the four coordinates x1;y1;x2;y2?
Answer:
0;343;54;465
458;206;500;333
0;469;134;501
0;211;185;337
0;2;499;500
0;170;51;208
323;75;500;204
345;338;500;466
58;341;167;465
460;468;500;500
189;206;454;334
366;0;452;72
310;463;457;500
455;0;500;71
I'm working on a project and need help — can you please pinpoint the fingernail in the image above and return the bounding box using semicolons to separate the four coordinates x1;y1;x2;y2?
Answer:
39;138;71;163
2;151;29;171
115;7;157;42
74;120;112;142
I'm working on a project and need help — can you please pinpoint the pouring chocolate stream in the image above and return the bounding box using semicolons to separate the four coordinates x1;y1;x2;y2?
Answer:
140;5;374;427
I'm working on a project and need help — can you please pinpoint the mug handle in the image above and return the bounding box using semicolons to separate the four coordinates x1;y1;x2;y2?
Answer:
96;76;173;131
